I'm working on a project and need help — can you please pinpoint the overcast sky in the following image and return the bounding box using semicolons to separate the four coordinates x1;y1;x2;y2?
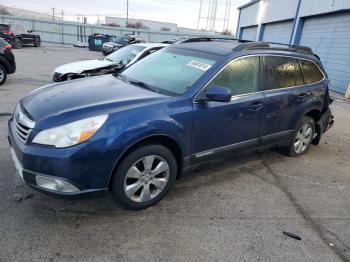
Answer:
2;0;249;32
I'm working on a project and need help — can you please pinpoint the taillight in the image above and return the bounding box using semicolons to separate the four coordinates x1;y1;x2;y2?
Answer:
4;44;12;50
2;31;12;35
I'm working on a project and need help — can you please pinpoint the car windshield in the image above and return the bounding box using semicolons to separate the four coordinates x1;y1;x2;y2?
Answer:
105;45;145;66
112;36;129;45
119;48;218;96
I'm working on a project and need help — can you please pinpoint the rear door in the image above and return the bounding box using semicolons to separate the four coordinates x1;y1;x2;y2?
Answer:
259;55;306;145
191;55;265;163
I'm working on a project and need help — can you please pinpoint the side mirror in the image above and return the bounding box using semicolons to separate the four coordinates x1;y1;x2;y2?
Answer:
205;85;232;102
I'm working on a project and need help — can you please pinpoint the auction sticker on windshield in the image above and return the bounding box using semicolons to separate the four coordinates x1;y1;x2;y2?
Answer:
187;60;212;71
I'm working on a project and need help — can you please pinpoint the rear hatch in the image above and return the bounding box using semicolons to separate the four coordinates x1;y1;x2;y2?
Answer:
0;24;14;43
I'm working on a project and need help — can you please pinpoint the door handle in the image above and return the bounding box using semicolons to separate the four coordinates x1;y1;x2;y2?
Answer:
249;102;264;111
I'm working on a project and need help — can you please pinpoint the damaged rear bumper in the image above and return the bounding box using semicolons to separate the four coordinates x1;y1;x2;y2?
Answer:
312;106;334;145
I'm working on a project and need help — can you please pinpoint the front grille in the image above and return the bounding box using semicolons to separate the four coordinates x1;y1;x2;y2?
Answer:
13;104;35;144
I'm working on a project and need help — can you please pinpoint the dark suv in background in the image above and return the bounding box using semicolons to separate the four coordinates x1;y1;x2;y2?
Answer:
8;38;333;209
102;34;146;55
0;38;16;85
0;23;41;49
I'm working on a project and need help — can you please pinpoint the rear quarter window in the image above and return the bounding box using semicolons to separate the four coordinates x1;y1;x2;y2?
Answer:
298;59;324;84
263;56;304;90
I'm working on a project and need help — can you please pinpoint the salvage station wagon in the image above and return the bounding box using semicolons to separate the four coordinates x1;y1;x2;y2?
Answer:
8;38;334;209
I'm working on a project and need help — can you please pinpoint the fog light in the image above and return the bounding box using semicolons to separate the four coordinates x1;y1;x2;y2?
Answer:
36;176;80;193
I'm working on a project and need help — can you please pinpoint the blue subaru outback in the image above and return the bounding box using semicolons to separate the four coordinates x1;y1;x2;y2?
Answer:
8;38;333;209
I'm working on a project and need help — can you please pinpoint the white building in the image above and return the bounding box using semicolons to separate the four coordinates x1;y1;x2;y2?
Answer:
105;17;178;32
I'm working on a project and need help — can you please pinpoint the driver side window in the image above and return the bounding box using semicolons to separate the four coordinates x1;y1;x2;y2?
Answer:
207;56;260;96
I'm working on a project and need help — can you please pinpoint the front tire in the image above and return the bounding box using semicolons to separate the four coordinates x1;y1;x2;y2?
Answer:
0;64;7;86
111;144;177;210
285;116;315;157
14;38;22;49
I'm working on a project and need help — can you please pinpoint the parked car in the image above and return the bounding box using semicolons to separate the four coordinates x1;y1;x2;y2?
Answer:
0;38;16;85
161;36;190;44
102;34;146;55
8;38;334;210
0;23;41;49
53;43;167;82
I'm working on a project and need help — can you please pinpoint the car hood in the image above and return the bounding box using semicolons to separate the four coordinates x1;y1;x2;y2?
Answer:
21;74;168;127
54;59;116;74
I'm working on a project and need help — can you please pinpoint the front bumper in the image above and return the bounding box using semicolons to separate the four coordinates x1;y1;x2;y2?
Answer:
8;118;110;198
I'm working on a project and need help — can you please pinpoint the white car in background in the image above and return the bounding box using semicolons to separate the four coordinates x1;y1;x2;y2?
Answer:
52;43;168;82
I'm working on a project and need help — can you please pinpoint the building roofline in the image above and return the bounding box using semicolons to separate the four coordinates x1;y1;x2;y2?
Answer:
237;0;260;10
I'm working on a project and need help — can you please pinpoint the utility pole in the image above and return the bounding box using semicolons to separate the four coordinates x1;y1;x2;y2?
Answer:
197;0;203;31
126;0;129;27
60;10;64;44
205;0;212;31
51;7;55;21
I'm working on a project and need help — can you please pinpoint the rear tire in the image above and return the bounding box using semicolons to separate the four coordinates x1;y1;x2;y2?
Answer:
111;144;177;210
14;38;22;49
0;64;7;86
34;37;41;47
285;116;315;157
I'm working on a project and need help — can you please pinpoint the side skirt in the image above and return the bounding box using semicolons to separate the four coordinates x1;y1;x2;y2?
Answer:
182;130;294;172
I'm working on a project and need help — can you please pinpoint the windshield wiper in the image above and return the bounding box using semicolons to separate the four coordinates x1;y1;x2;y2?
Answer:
117;74;159;93
128;79;155;92
117;74;130;82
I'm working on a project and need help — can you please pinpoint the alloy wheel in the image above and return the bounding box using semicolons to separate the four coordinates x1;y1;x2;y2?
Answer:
294;123;313;154
123;155;170;202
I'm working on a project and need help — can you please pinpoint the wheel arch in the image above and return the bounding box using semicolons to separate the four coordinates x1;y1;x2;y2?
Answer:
305;109;322;123
107;134;184;190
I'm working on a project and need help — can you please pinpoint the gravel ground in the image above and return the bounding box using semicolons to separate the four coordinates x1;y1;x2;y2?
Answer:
0;46;349;262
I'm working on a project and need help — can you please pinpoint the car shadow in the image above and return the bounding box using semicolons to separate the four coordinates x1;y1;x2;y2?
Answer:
27;148;288;222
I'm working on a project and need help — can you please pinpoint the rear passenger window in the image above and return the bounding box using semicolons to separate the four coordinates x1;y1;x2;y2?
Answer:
263;56;304;90
298;60;324;84
207;56;260;96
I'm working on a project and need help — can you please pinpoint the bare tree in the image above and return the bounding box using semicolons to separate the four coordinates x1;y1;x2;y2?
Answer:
0;7;11;16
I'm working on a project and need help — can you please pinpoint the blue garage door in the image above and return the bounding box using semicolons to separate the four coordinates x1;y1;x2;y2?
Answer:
299;13;350;94
262;20;294;44
241;26;258;41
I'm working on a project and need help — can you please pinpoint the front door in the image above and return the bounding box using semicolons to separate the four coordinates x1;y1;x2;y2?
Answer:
191;55;265;164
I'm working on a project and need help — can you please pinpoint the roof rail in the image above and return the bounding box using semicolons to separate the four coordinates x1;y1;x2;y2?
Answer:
233;41;270;51
235;40;314;54
178;37;252;44
178;37;314;55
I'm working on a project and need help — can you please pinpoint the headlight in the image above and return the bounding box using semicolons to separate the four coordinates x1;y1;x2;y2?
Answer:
32;115;108;148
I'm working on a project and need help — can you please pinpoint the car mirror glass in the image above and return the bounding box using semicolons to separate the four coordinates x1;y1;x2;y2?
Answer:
205;85;232;103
